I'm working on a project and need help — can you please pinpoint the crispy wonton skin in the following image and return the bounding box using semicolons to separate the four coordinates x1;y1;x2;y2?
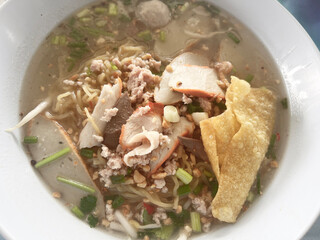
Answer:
200;76;276;223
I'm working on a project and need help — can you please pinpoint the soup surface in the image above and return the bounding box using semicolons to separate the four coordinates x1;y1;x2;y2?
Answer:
19;0;288;239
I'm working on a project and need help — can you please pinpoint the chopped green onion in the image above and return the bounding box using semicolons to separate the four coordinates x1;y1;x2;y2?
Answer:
245;74;254;83
266;133;276;159
57;176;96;194
23;136;38;144
80;148;94;158
94;7;108;14
126;167;133;176
256;173;261;195
80;17;92;23
180;2;189;12
119;14;131;22
110;174;125;184
143;209;153;225
281;98;288;109
190;212;201;232
71;206;85;219
216;101;226;111
227;32;240;44
209;180;218;198
176;168;193;184
95;19;108;27
81;26;114;37
187;102;203;114
110;62;118;70
167;209;190;227
121;0;131;5
108;3;118;16
112;195;124;209
77;8;91;18
159;31;166;42
87;214;99;228
154;225;174;240
193;182;203;195
68;41;87;48
51;35;67;45
203;169;213;178
177;184;191;196
247;191;255;203
35;147;70;168
138;30;152;41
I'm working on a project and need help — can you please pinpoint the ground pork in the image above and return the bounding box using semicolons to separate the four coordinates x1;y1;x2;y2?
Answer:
90;59;105;73
127;66;156;102
182;94;192;104
154;179;166;189
192;197;208;216
106;202;115;222
152;207;167;225
100;107;118;122
164;159;177;176
198;97;212;112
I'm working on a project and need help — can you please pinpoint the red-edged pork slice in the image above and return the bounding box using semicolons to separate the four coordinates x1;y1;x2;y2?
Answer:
120;106;162;149
123;129;161;167
149;117;195;174
154;52;209;105
79;79;122;149
27;115;105;218
168;65;225;98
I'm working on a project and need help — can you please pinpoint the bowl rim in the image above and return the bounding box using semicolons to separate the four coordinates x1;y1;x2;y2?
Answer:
0;0;320;239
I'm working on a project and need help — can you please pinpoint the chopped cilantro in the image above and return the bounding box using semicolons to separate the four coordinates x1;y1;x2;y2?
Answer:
110;174;125;184
209;180;218;198
281;98;288;109
112;195;124;209
87;214;99;228
154;224;174;240
80;195;97;214
167;209;190;228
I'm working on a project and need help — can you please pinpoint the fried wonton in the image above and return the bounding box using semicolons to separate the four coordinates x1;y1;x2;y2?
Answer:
200;76;276;223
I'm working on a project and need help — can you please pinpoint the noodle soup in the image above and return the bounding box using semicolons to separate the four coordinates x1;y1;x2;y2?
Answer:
16;0;288;239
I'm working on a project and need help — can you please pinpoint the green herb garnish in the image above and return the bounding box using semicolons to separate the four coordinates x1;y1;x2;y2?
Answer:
94;7;108;14
190;212;201;232
193;182;203;195
108;3;118;16
187;102;203;114
209;180;218;198
80;195;97;214
245;74;254;83
281;98;288;109
35;147;70;168
256;173;261;195
227;32;240;44
23;136;38;144
112;195;124;209
167;209;190;228
266;133;276;159
159;31;166;42
138;30;152;41
56;176;96;193
87;214;99;228
176;168;193;184
110;174;125;184
143;209;153;225
177;184;191;196
71;206;85;219
80;148;94;158
154;224;174;240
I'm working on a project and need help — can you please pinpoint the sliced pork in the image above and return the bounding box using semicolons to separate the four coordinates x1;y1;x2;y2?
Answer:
79;79;122;149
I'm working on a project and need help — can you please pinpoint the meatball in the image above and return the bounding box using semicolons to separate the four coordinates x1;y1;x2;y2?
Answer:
135;0;171;29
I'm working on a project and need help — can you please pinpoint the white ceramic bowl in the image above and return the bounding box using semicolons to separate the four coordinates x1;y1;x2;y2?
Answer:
1;0;320;239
